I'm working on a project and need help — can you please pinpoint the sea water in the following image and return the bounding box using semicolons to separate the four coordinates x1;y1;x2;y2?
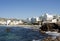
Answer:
0;26;47;41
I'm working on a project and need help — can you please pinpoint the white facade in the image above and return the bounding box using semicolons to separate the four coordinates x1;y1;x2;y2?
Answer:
19;20;24;24
0;21;6;25
52;19;57;23
31;17;40;23
27;17;39;23
31;17;36;23
10;21;18;25
6;20;11;25
35;17;40;21
43;13;53;21
27;18;31;22
10;20;23;25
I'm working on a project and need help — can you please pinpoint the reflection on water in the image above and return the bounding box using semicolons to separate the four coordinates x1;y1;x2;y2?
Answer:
0;26;48;41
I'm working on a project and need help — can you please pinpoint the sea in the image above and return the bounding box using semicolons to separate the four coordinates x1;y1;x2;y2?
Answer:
0;26;48;41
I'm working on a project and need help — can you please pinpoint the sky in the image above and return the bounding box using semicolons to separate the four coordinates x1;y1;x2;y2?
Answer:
0;0;60;19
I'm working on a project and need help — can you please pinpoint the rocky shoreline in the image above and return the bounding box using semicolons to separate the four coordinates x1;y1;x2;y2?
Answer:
42;36;60;41
39;23;60;41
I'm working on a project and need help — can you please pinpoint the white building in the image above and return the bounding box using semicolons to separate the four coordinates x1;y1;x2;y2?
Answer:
35;17;40;22
27;18;31;23
31;17;40;23
42;13;53;21
52;19;57;23
0;21;6;25
6;20;11;25
18;20;24;24
10;20;23;25
27;17;40;23
31;17;36;23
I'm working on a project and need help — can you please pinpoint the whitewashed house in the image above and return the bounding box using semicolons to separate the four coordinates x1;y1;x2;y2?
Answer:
43;13;53;21
10;20;23;25
6;20;11;25
0;21;6;25
31;17;36;23
52;19;57;23
35;17;40;22
18;20;24;24
10;21;18;25
29;17;41;24
26;18;31;23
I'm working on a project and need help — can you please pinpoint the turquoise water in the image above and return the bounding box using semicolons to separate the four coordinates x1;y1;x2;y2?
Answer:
0;26;47;41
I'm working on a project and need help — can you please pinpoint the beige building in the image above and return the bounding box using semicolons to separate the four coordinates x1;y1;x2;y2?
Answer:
10;20;24;25
0;20;6;25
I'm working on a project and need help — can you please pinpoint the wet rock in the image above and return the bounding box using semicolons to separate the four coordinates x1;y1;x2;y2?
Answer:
42;36;60;41
39;23;60;32
56;36;60;41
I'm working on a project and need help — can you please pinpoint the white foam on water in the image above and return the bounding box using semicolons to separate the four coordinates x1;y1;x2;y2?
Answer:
45;31;60;39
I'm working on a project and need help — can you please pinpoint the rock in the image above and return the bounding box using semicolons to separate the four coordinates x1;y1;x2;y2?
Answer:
39;23;60;32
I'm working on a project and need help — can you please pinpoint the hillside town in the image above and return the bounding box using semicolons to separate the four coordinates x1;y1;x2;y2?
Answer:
0;13;60;26
1;13;60;41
